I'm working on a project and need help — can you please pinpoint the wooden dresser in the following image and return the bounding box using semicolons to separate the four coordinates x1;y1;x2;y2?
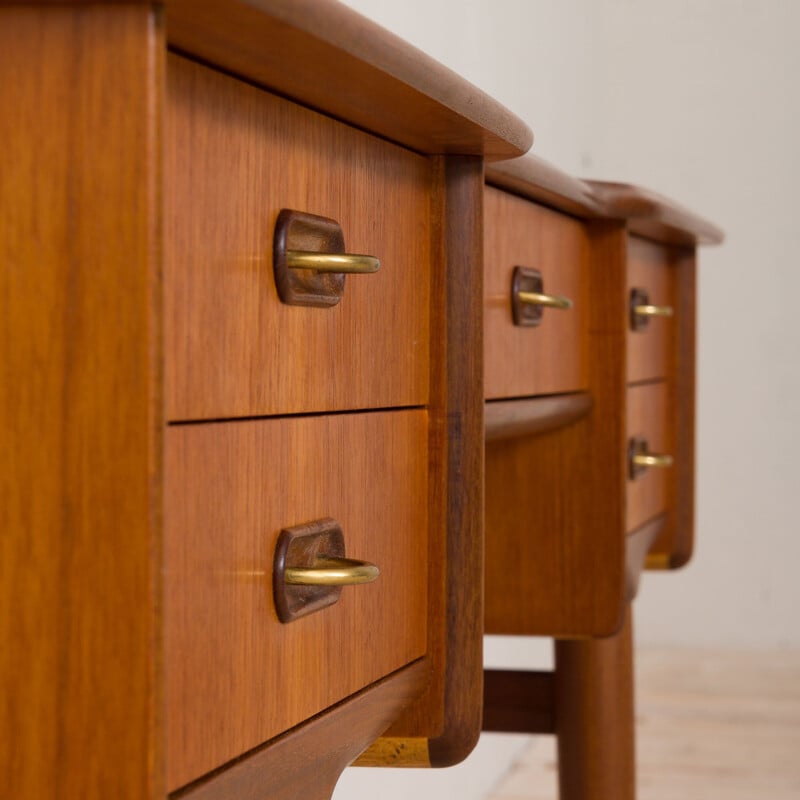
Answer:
482;157;722;800
1;3;721;800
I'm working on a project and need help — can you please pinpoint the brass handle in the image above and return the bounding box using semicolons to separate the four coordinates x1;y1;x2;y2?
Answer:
633;303;673;318
286;249;380;274
284;556;380;586
629;436;673;479
517;290;573;310
631;452;674;469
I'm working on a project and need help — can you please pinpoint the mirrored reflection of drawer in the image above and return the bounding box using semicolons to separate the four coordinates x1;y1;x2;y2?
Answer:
165;54;432;422
626;381;673;532
484;186;589;400
627;235;678;383
165;410;428;791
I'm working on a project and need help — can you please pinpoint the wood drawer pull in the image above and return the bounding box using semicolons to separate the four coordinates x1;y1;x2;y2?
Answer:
286;250;380;274
629;436;673;479
517;290;573;311
273;209;380;307
285;556;379;586
511;266;573;327
273;518;379;623
630;287;673;330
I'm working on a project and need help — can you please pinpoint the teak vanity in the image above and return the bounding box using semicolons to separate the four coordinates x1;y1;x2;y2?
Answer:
1;2;722;799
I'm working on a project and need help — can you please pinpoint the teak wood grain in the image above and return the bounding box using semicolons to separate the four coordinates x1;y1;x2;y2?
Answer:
555;605;636;800
627;235;679;384
165;410;428;790
484;221;628;638
172;661;429;800
626;382;672;533
360;156;486;767
164;0;532;160
589;180;724;246
643;250;697;569
627;236;697;567
625;514;667;602
0;6;163;799
166;54;431;421
666;250;697;568
486;155;604;219
482;670;556;734
484;186;590;399
484;392;593;442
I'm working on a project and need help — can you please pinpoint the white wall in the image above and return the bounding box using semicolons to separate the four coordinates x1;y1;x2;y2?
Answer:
334;1;800;797
582;0;800;650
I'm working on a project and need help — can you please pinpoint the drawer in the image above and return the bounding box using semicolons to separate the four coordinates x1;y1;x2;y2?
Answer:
484;186;589;399
165;410;428;790
627;235;677;383
626;381;673;532
165;54;431;421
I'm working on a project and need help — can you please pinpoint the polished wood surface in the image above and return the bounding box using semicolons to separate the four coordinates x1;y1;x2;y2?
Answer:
484;392;593;442
627;235;678;383
483;670;556;734
486;155;604;218
166;54;431;421
663;250;697;568
484;186;590;399
555;606;636;800
165;0;532;160
165;410;428;789
484;221;628;639
589;180;724;246
625;514;667;601
172;661;428;800
0;6;163;799
626;235;698;567
366;157;486;767
626;382;672;533
484;415;624;637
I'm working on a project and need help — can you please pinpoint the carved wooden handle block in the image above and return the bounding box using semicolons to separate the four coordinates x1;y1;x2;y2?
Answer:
273;209;380;307
273;518;379;623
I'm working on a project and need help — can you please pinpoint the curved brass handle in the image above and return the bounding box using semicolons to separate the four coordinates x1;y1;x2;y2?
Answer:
517;290;573;310
286;249;380;274
631;452;674;469
633;303;673;319
284;556;380;586
629;436;673;479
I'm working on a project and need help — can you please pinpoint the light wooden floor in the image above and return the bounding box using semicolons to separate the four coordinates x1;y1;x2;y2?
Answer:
488;648;800;800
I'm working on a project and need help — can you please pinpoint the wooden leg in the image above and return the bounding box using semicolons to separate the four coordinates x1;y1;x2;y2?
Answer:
555;605;636;800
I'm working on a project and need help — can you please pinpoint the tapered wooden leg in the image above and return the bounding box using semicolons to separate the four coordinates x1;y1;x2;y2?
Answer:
555;605;635;800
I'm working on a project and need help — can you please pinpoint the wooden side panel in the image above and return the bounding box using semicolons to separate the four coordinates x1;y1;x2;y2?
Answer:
627;235;677;383
165;410;428;789
484;186;590;399
363;156;486;767
0;7;163;799
648;250;697;568
626;382;672;532
165;54;431;421
173;662;429;800
484;221;627;638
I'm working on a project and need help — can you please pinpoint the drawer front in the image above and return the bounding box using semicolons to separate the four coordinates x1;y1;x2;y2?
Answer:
165;54;431;421
484;186;589;400
626;381;673;532
627;235;677;383
165;410;428;790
